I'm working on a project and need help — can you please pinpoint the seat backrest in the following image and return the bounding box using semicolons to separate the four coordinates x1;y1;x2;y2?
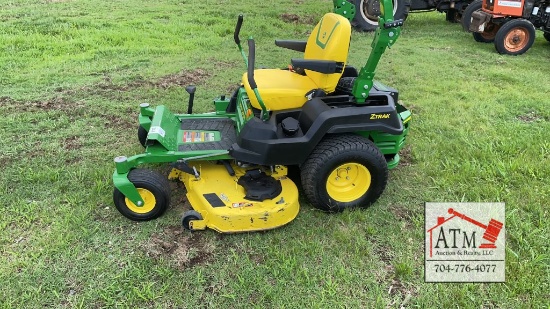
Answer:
304;13;351;93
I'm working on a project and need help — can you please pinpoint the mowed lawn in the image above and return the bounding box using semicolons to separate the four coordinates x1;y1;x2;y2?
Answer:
0;0;549;307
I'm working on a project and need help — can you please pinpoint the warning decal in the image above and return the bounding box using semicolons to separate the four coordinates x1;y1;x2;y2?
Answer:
182;131;216;143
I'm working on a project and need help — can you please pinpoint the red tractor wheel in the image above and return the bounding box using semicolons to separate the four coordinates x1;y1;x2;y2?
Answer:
494;19;535;55
473;22;500;43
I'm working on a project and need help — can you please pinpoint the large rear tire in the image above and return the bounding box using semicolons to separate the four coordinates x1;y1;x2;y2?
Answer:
494;19;535;55
461;0;482;32
352;0;409;32
300;134;388;212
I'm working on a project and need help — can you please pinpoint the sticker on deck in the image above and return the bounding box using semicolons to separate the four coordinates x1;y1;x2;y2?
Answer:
182;131;215;143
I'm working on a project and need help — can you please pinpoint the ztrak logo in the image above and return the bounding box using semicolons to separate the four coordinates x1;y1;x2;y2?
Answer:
425;203;505;282
369;113;390;120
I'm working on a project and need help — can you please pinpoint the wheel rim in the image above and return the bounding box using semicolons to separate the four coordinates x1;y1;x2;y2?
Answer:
504;27;529;52
326;163;371;202
125;188;156;214
360;0;398;26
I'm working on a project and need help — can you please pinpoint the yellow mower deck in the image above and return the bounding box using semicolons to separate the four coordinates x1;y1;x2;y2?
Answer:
169;162;300;233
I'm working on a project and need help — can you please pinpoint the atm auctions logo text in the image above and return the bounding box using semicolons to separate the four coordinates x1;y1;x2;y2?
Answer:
425;203;505;283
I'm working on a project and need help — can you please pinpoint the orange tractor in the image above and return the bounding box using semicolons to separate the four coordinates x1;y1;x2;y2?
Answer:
467;0;550;54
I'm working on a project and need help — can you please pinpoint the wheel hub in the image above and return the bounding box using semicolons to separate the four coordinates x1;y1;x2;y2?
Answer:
326;163;371;202
504;28;528;52
125;188;156;214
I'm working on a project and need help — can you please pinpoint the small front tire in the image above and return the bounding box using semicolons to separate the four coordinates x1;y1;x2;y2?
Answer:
138;126;148;147
300;134;388;212
113;169;171;221
182;210;203;230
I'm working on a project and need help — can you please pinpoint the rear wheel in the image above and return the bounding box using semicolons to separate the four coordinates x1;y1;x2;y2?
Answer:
352;0;408;32
113;169;171;221
494;19;535;55
472;22;500;43
300;134;388;212
461;0;482;31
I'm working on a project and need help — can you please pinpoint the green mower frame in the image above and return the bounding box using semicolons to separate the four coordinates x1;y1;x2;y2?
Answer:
112;0;410;229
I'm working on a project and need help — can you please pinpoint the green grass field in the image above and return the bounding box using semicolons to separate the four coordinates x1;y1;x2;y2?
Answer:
1;0;549;307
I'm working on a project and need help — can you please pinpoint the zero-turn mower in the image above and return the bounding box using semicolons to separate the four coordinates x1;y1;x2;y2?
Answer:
112;0;411;233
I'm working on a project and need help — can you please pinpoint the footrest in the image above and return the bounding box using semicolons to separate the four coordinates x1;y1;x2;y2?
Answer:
178;118;237;151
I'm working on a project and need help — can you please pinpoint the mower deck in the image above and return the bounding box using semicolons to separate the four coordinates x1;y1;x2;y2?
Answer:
170;161;299;233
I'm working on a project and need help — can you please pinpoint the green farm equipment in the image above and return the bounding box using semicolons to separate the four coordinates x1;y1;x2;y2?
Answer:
112;0;410;233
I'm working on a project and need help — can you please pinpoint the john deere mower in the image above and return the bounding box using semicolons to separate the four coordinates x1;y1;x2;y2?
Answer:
112;0;411;233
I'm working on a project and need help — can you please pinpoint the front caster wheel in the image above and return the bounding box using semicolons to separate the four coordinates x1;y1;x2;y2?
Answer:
300;134;388;212
113;169;171;221
182;210;203;230
138;126;148;147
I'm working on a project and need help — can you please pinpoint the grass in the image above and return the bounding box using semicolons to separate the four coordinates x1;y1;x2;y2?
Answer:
1;0;549;307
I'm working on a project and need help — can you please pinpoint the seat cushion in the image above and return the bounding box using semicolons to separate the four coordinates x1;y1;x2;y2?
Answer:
242;69;318;110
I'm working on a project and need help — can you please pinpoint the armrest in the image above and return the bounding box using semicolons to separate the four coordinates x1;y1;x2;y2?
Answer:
275;40;307;52
290;59;344;74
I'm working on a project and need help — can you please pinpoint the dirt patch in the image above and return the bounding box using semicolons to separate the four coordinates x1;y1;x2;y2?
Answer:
380;262;417;308
103;114;135;129
63;136;82;150
155;69;211;89
397;145;412;167
280;13;317;25
517;111;544;123
403;103;421;114
93;68;212;93
386;277;415;308
374;244;393;264
388;202;419;226
0;96;85;112
143;225;215;270
281;13;300;23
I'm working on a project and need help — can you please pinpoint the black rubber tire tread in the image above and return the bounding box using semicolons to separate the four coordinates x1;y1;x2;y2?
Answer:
138;125;148;147
494;19;535;55
446;9;459;23
182;210;203;230
300;134;388;212
544;32;550;43
473;31;494;43
352;0;409;32
461;0;482;32
113;168;171;221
